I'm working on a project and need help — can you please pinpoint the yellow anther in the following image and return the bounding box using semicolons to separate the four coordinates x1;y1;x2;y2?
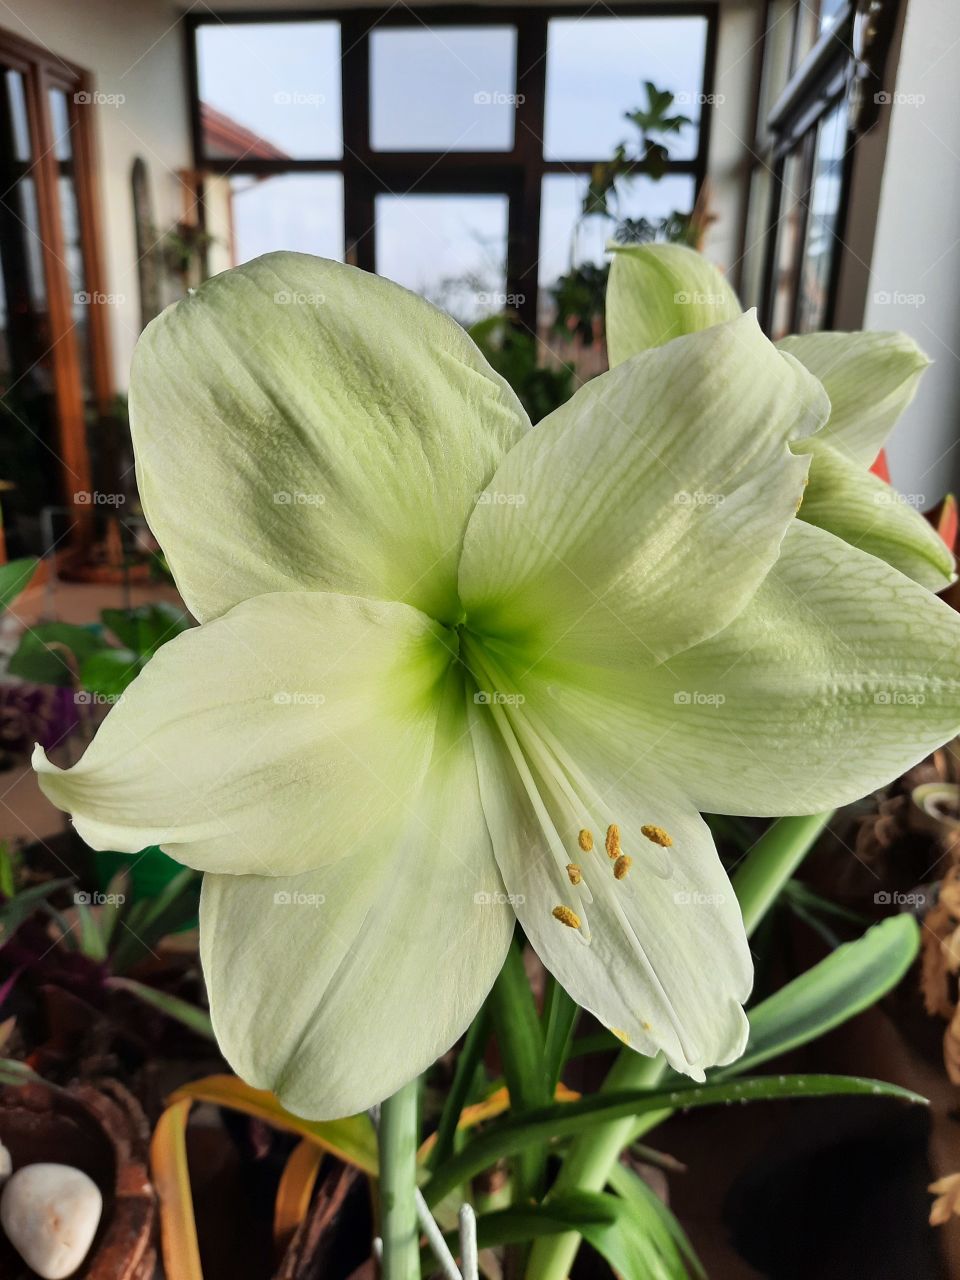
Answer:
611;1027;631;1044
613;854;632;880
605;823;621;859
552;904;581;929
641;1020;652;1032
641;824;673;848
566;863;582;885
578;828;594;852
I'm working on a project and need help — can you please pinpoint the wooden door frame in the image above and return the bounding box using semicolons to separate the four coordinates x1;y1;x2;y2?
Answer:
0;24;113;537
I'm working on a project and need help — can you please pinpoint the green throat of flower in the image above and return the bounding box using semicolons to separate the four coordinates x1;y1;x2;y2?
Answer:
459;628;691;1051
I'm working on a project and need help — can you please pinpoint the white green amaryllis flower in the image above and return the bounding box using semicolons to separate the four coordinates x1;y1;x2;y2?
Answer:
606;241;954;592
33;253;960;1119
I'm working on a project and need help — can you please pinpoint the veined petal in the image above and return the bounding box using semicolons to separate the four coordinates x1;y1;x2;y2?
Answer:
606;243;741;365
129;252;529;625
201;672;514;1119
797;439;954;590
466;689;750;1078
459;312;829;670
778;330;930;466
520;521;960;817
35;592;452;875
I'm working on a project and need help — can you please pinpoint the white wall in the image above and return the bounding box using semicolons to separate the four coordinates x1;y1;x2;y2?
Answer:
0;0;192;391
862;0;960;501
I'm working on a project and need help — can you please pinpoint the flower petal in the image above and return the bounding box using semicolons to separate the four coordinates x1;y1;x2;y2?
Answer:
605;243;741;365
521;521;960;817
797;439;954;591
130;252;529;625
459;312;829;669
467;699;750;1079
201;676;514;1119
35;592;452;875
778;330;930;467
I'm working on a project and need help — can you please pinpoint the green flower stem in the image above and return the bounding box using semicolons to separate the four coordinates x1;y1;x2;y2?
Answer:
732;812;835;935
524;812;833;1280
379;1079;421;1280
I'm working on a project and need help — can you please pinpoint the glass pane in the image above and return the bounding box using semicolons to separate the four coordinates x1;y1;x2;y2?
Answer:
819;0;847;33
196;22;342;160
544;17;707;162
5;70;30;162
48;85;72;160
374;193;509;325
770;146;810;339
371;26;517;151
538;172;697;300
227;174;344;265
795;104;847;333
757;0;796;132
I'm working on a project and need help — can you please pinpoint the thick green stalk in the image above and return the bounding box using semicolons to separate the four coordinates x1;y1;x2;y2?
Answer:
525;812;833;1280
379;1079;421;1280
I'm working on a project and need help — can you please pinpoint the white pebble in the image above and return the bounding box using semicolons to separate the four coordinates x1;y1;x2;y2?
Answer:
0;1163;102;1279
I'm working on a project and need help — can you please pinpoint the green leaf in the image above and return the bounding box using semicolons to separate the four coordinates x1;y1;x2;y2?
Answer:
542;976;579;1092
8;622;107;686
107;977;215;1041
488;935;549;1205
719;915;919;1078
80;647;140;697
101;602;190;658
0;877;74;940
464;1190;695;1279
425;1075;926;1206
608;1162;704;1279
110;867;199;973
0;557;37;609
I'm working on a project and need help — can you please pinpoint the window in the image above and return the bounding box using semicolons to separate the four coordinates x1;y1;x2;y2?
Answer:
190;8;715;348
737;0;900;335
0;30;110;558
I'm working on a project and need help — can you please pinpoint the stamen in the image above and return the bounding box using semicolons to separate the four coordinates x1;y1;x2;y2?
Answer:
641;1020;652;1032
566;863;582;885
611;1027;630;1044
552;905;581;929
613;854;632;880
641;824;673;848
578;828;594;852
605;824;621;859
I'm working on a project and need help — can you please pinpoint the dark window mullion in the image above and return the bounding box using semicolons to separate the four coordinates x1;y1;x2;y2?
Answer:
507;10;547;337
341;13;373;271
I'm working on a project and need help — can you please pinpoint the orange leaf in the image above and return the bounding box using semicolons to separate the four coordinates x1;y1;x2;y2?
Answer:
418;1082;580;1161
150;1098;203;1280
274;1139;324;1252
168;1074;377;1174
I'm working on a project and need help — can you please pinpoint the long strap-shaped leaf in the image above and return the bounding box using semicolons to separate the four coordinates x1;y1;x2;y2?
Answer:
425;1074;925;1207
720;913;920;1078
168;1075;378;1174
150;1098;203;1280
274;1139;325;1251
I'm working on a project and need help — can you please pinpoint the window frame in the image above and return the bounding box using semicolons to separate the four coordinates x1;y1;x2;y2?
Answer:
186;4;718;336
0;26;112;522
